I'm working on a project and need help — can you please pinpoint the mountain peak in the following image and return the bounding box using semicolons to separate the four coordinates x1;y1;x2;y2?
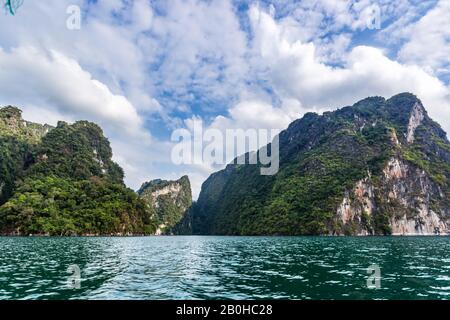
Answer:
138;175;192;235
385;92;427;118
138;176;191;195
0;106;22;119
387;92;421;104
0;106;52;145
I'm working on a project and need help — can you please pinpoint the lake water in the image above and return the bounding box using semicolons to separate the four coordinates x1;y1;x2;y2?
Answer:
0;236;449;300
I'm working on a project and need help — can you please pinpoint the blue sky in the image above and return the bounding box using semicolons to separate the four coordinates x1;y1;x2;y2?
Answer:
0;0;449;198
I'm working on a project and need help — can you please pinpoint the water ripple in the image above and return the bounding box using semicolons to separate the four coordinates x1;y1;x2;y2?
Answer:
0;236;450;300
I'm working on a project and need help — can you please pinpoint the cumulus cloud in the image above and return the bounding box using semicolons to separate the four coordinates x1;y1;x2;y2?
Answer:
0;0;161;115
147;0;249;109
211;100;301;131
0;46;144;137
397;0;450;76
247;4;450;134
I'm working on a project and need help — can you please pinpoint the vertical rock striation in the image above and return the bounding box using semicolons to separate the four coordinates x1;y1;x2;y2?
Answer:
138;176;192;235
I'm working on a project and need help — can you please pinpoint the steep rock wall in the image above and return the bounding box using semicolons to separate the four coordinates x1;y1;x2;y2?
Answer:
336;157;449;235
138;176;192;235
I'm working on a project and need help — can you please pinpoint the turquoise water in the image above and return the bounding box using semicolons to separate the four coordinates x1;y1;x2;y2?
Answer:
0;236;449;300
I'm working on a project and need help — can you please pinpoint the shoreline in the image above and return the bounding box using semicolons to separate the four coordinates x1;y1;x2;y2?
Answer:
1;234;449;238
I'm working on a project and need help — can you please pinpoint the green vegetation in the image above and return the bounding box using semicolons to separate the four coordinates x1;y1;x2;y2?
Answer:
402;140;450;187
0;176;154;236
138;176;192;234
0;136;29;204
29;121;124;183
3;92;449;237
0;107;49;204
0;106;156;235
190;93;450;236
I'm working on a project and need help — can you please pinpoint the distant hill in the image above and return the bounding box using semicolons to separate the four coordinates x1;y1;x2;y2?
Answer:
138;176;192;235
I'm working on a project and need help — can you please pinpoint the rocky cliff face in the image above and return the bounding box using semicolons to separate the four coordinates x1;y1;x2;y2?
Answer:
336;157;449;235
0;106;52;143
138;176;192;235
0;106;154;236
0;106;53;203
188;93;450;236
334;99;450;235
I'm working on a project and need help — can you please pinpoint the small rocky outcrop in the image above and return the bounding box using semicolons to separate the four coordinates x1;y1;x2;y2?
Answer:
138;176;192;235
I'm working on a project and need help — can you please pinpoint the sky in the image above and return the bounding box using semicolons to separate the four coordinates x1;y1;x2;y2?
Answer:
0;0;449;199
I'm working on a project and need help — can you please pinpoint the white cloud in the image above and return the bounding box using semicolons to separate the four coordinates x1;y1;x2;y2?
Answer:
397;0;450;76
0;46;144;137
147;0;249;107
130;0;154;32
0;0;161;115
247;5;450;134
211;100;302;131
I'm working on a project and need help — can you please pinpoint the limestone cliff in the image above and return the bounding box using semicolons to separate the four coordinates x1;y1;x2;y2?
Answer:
0;106;52;143
335;101;450;235
138;176;192;235
0;106;53;203
0;106;155;236
336;157;449;235
188;93;450;236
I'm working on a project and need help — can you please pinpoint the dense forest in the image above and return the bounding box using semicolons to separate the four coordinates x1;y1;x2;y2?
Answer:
0;106;156;235
185;93;450;236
